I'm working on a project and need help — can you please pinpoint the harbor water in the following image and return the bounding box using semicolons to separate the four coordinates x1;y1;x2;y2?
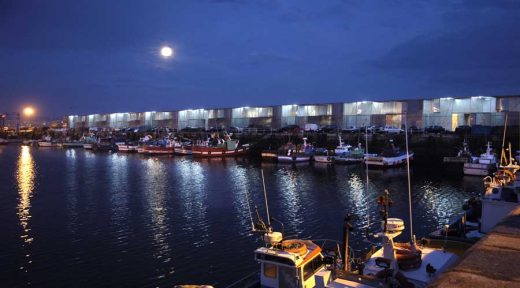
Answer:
0;145;482;287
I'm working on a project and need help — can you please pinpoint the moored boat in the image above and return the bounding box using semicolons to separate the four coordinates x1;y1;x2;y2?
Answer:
443;139;472;164
116;142;138;153
38;136;57;147
277;138;313;163
0;138;8;145
174;137;193;155
364;140;412;168
82;136;97;150
463;142;497;176
192;134;249;157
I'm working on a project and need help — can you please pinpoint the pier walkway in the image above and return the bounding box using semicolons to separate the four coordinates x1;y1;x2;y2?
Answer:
431;206;520;287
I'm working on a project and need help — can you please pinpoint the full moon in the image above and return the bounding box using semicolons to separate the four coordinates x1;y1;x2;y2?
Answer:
160;46;173;58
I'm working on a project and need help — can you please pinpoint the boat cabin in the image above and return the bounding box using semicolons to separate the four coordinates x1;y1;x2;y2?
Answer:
254;239;328;288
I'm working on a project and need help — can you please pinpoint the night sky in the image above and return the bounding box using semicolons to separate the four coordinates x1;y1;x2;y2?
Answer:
1;0;520;118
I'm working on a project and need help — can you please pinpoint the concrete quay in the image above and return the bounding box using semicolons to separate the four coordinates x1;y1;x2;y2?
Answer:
430;206;520;288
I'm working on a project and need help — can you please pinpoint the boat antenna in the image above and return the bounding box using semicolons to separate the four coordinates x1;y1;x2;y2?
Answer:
404;113;414;242
501;112;508;166
502;112;508;152
261;169;272;227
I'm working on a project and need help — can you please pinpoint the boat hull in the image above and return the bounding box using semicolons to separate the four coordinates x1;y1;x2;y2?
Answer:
277;155;311;163
83;143;94;150
364;153;413;168
116;144;138;153
192;146;249;157
38;141;57;147
463;163;494;176
174;147;193;155
61;142;84;148
261;150;278;162
313;155;335;163
142;146;175;155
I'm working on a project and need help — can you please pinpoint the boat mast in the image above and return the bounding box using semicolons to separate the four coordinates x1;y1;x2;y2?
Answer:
365;126;371;229
404;113;414;242
261;169;272;228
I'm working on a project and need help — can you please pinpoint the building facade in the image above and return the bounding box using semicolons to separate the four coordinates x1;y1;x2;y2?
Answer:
66;95;520;132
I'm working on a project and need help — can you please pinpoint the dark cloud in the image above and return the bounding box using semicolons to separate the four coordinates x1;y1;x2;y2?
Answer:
461;0;520;10
374;19;520;70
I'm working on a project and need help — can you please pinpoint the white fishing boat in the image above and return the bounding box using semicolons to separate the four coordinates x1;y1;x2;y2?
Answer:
38;136;57;147
277;138;313;163
463;142;497;176
364;140;412;167
314;138;366;164
313;149;336;163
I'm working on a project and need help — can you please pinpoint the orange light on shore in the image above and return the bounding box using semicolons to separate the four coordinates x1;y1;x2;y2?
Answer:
23;107;35;117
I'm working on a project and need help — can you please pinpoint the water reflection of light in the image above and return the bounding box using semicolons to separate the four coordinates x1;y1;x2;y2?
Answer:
227;165;256;235
16;145;36;273
276;168;304;232
65;146;79;234
346;173;370;226
419;181;460;225
142;158;171;264
108;154;129;228
177;160;209;247
65;148;76;159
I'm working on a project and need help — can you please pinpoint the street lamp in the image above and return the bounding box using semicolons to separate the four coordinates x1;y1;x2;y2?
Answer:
23;107;35;117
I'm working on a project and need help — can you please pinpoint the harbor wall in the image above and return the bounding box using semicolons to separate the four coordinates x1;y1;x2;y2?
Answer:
430;206;520;287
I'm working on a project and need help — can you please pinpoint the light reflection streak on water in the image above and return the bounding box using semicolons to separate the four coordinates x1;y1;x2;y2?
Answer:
16;146;36;273
142;158;171;264
419;181;461;226
65;148;79;234
227;165;256;236
276;168;304;232
108;154;129;237
346;173;370;227
177;160;209;247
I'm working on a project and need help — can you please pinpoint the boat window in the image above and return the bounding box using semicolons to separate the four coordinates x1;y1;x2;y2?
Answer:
492;188;500;194
264;263;277;279
256;253;295;266
303;256;324;280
